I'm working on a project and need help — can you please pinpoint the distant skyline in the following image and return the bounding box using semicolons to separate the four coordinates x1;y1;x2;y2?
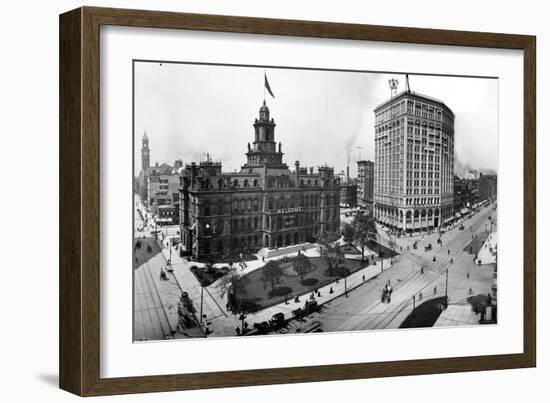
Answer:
134;61;498;178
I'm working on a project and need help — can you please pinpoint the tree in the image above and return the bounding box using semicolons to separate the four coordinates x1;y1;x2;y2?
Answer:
352;212;377;262
218;268;249;313
318;235;344;275
261;261;283;291
294;254;310;282
342;223;355;246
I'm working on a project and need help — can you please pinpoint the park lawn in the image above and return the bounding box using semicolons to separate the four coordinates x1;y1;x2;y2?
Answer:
338;244;362;255
190;265;231;286
399;296;447;328
133;237;163;269
365;239;399;258
235;256;368;313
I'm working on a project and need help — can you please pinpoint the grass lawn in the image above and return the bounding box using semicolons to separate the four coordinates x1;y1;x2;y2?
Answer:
190;265;231;286
338;244;362;255
463;230;491;256
399;296;447;328
196;253;258;264
366;239;399;258
233;255;368;313
133;237;163;269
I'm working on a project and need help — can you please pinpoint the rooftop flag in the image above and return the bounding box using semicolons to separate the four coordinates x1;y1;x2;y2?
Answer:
264;73;275;99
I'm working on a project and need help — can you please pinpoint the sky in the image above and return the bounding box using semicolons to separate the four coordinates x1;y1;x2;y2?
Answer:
134;61;498;178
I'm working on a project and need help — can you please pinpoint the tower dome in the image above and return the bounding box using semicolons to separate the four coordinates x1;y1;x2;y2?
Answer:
259;100;270;121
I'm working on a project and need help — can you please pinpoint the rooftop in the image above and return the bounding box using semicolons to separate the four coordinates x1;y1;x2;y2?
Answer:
374;90;454;116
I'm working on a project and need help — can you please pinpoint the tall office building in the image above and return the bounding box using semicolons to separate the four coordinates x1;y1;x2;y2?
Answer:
373;86;454;232
357;160;374;211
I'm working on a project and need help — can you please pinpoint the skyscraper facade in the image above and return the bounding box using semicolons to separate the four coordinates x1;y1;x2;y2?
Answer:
373;90;455;232
357;160;374;211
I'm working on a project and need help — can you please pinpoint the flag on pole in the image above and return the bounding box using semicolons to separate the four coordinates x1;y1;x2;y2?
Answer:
264;73;275;98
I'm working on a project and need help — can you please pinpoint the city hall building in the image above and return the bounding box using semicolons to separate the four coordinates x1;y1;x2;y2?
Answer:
179;101;341;260
373;86;455;232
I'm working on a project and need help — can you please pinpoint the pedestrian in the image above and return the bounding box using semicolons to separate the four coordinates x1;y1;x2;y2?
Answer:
235;327;241;336
447;249;450;255
487;293;492;306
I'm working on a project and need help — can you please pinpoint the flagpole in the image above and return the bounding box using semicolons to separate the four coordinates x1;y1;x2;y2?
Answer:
263;70;266;103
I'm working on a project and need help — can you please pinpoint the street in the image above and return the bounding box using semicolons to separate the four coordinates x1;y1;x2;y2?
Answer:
133;191;497;339
298;203;497;332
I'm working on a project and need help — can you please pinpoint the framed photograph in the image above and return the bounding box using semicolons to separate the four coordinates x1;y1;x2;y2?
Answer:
59;6;536;396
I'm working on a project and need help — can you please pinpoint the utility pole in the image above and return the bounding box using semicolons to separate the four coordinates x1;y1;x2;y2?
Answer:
444;262;450;308
199;280;204;331
379;234;383;272
344;271;348;297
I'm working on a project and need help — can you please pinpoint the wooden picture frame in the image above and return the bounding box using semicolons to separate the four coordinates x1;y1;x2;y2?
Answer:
59;6;536;396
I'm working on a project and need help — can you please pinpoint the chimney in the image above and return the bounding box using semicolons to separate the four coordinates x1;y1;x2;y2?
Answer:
347;166;350;184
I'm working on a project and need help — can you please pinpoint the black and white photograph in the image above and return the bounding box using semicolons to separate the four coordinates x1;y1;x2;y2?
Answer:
133;61;498;341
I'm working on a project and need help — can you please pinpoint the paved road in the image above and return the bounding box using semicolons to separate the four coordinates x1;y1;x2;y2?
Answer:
306;204;497;332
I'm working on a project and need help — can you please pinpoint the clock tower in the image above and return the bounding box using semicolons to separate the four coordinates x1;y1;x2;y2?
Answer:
141;131;150;172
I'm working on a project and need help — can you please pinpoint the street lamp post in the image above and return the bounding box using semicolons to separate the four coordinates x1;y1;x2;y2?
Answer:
379;233;383;272
444;261;450;308
344;265;348;297
199;280;204;330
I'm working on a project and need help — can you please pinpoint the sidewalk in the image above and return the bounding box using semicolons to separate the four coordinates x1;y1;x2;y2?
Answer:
166;242;392;337
434;305;480;327
477;232;498;264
